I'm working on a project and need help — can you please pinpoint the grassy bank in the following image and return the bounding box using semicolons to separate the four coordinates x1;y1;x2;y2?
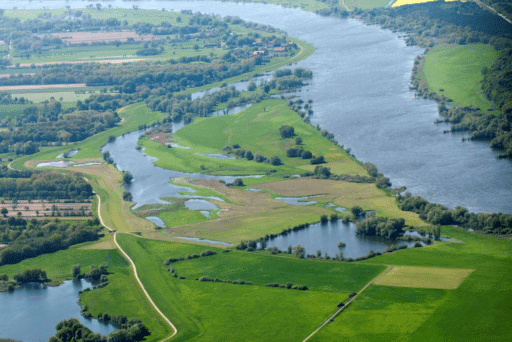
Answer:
423;44;497;110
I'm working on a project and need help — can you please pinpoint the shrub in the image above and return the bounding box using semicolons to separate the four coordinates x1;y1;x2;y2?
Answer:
302;151;313;159
310;155;325;165
270;156;282;166
200;250;216;257
254;153;267;163
279;125;295;138
320;215;329;224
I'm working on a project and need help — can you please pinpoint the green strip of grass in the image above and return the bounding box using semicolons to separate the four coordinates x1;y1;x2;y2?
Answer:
158;209;209;228
423;44;497;110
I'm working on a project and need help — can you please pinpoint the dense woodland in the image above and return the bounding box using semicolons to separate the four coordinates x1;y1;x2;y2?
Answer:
0;218;102;266
0;170;93;200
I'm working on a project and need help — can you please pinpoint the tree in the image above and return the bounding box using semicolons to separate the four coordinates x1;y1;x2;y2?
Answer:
123;171;133;185
1;208;7;218
351;206;364;217
232;178;244;187
295;136;302;145
245;151;254;160
72;264;81;278
279;125;295;138
270;156;281;166
247;81;257;91
293;245;306;259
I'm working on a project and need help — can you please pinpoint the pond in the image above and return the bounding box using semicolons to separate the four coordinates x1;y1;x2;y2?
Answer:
0;279;116;342
275;196;318;206
266;220;416;259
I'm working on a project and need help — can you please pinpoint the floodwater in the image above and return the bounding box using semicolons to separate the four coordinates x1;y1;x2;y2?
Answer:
0;279;116;342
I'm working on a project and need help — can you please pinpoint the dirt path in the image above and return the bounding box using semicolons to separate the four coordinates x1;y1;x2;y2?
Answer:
302;265;393;342
475;0;512;24
95;193;178;341
341;0;351;12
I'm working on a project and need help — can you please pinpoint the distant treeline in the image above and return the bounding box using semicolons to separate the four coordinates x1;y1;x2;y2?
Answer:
0;218;102;266
0;171;93;200
399;193;512;235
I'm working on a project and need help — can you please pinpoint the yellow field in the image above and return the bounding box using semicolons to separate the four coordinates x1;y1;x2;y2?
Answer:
392;0;460;7
373;266;474;289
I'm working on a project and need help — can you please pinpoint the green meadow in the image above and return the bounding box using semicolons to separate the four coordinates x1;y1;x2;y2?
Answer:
116;234;384;341
423;44;497;110
311;226;512;341
141;99;364;176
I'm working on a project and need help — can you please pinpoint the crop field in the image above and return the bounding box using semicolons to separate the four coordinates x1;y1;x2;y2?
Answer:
373;265;474;289
35;31;160;45
0;200;93;218
0;104;32;120
12;90;99;103
0;84;86;92
423;44;497;110
343;0;391;10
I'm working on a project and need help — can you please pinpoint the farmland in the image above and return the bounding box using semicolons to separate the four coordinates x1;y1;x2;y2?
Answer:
0;200;92;218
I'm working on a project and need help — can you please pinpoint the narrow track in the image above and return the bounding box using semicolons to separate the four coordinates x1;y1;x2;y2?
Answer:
95;193;178;341
302;265;393;342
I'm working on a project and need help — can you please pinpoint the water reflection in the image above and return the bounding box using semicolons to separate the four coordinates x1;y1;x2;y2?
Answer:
0;279;116;342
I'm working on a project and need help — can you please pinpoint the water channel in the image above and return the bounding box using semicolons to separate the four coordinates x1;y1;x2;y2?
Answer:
0;279;116;341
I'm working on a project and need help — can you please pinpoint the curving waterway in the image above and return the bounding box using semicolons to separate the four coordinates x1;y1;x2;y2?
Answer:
5;0;511;213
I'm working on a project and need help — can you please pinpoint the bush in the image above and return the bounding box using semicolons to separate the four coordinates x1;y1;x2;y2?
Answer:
302;151;313;159
320;215;329;224
232;178;244;187
279;125;295;138
200;250;216;257
254;153;267;163
310;156;325;165
270;156;282;166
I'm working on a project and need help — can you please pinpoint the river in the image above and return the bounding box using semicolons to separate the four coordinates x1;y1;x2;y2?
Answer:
4;0;511;213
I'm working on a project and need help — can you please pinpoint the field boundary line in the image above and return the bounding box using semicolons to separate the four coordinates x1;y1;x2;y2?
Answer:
302;265;392;342
95;193;178;341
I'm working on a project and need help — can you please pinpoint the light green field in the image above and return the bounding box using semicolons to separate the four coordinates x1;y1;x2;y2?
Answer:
424;44;497;110
12;91;98;103
312;226;512;341
142;99;363;176
373;265;474;289
344;0;392;10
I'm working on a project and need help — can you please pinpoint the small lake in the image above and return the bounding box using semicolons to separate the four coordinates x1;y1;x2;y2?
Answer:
266;220;415;258
0;279;116;342
275;196;317;206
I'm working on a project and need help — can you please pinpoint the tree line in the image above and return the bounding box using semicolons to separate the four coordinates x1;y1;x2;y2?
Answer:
0;171;93;200
0;218;102;266
399;193;512;235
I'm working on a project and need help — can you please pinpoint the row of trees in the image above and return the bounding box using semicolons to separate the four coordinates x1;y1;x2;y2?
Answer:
399;193;512;234
0;171;93;200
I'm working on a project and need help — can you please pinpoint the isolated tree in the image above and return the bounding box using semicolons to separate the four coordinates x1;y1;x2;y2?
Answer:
293;245;306;259
351;206;363;217
270;156;281;166
123;171;133;185
295;136;302;145
1;208;7;218
279;125;295;138
72;264;81;278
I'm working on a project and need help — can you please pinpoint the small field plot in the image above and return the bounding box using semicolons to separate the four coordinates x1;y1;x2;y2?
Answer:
374;265;474;289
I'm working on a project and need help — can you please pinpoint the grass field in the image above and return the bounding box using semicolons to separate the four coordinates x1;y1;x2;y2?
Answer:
117;234;385;341
0;104;32;120
343;0;391;10
311;226;512;341
423;44;497;110
142;99;363;176
373;265;474;289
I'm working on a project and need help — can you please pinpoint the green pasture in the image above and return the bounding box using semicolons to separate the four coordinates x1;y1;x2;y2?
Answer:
423;44;497;110
12;91;96;103
312;226;512;341
117;234;378;341
142;99;363;176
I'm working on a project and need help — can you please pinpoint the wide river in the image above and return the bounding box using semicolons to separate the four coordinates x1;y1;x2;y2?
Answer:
5;0;512;214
